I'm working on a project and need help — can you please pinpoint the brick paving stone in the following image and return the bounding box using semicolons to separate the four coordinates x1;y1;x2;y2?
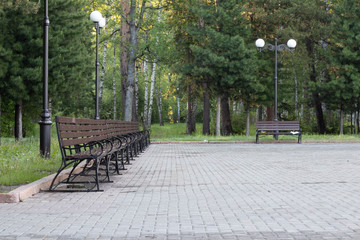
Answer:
0;143;360;239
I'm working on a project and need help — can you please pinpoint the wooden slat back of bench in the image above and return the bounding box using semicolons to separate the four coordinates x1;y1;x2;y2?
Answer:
56;116;109;147
56;116;141;149
106;120;140;138
256;121;300;131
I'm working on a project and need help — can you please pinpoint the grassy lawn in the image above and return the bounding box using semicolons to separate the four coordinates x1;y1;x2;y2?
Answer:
1;122;360;190
150;123;360;142
0;138;62;191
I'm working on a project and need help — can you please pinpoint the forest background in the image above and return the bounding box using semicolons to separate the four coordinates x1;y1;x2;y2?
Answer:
1;0;360;141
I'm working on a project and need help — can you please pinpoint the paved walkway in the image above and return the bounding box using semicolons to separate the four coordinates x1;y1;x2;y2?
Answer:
1;143;360;239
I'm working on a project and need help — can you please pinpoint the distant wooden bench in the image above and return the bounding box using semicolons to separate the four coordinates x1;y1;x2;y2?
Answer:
49;116;149;192
256;121;301;144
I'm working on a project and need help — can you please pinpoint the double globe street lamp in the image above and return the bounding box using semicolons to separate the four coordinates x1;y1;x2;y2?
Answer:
90;11;106;120
255;38;296;122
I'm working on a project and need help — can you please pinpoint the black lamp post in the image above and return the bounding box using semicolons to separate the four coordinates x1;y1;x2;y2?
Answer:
39;0;52;158
255;38;297;121
90;11;105;120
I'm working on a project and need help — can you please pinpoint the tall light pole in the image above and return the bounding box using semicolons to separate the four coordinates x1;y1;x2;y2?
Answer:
39;0;52;158
90;11;105;120
255;38;297;121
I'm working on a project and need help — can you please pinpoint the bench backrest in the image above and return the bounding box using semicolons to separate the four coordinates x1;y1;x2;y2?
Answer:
56;116;141;160
256;121;300;131
56;116;109;159
106;120;140;138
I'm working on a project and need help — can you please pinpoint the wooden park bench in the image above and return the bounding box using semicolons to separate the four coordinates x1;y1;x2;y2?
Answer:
49;116;149;192
256;121;301;144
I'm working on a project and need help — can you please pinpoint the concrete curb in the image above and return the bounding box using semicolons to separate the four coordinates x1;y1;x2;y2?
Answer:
0;164;84;203
151;140;360;144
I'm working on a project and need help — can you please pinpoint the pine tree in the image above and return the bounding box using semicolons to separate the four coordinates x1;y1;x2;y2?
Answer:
0;0;93;139
188;0;255;135
325;0;360;133
0;2;42;140
46;0;93;116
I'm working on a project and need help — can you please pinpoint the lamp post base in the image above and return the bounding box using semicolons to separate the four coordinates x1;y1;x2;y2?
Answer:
39;112;52;158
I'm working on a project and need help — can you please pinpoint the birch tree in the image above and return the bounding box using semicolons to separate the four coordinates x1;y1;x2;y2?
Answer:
145;4;162;127
120;0;130;118
135;63;139;118
155;68;164;126
245;102;250;136
153;6;164;126
124;0;147;121
99;26;108;115
112;29;117;120
147;61;156;128
143;58;149;125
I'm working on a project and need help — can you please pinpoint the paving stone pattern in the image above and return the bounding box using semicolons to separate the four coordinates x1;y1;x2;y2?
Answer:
0;143;360;239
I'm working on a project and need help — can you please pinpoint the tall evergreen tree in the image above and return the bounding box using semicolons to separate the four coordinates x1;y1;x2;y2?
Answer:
324;0;360;133
167;0;199;134
282;0;331;133
0;1;42;140
47;0;93;116
188;0;254;135
0;0;93;139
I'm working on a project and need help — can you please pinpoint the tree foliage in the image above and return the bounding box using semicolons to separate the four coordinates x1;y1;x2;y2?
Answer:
2;0;360;138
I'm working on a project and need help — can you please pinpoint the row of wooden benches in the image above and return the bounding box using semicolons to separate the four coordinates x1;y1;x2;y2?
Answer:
49;116;150;192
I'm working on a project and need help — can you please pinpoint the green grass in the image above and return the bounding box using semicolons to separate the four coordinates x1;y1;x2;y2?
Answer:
150;123;360;142
0;137;61;188
1;123;360;189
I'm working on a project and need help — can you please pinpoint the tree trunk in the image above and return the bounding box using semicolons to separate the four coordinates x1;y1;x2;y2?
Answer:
124;0;146;121
356;99;360;134
132;78;138;122
186;83;197;134
0;94;2;145
202;82;210;135
246;102;250;136
340;104;344;135
313;91;326;134
350;111;353;134
177;96;180;124
221;93;233;136
266;106;274;121
156;8;163;126
159;73;163;126
306;38;326;134
135;64;139;120
258;105;263;121
327;109;332;126
303;78;311;126
99;28;108;115
292;56;298;116
143;58;149;125
149;6;162;127
216;95;221;136
113;30;117;120
147;62;156;128
120;0;130;119
15;101;23;141
154;69;164;126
